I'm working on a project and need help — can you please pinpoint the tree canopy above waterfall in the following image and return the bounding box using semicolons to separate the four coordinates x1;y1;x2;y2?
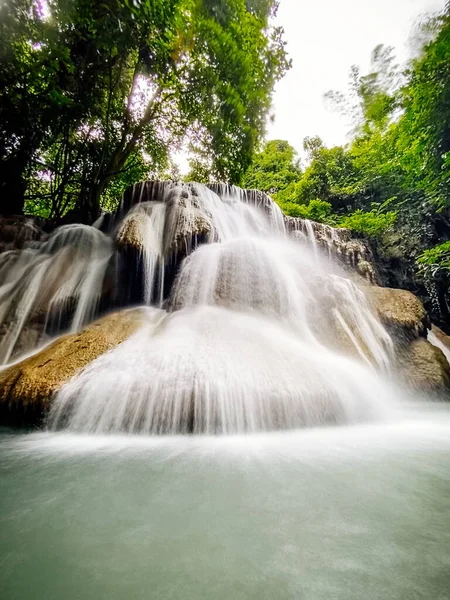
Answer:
0;0;289;220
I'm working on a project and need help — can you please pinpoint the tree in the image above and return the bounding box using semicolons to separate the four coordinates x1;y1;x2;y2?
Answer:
0;0;70;215
283;140;359;212
242;139;301;193
0;0;290;220
397;2;450;211
324;44;400;135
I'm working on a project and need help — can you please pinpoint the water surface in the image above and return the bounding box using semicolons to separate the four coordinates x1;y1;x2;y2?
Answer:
1;405;450;600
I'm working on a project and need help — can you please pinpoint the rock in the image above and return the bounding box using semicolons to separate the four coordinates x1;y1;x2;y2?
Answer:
285;217;379;284
0;308;147;426
397;338;450;396
0;224;115;363
164;187;216;257
431;325;450;353
116;209;152;251
0;215;44;253
364;286;429;340
116;184;216;258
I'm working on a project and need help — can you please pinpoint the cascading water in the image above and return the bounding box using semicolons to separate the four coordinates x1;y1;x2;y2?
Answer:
8;181;395;435
0;224;113;364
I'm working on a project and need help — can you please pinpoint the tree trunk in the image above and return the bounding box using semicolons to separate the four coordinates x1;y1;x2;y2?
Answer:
76;182;105;224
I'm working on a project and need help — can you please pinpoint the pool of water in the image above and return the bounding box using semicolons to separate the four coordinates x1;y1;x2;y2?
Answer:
1;404;450;600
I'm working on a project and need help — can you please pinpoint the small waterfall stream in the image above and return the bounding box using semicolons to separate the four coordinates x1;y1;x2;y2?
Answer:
0;225;113;364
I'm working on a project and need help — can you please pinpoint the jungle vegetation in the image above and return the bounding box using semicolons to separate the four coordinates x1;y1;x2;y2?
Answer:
244;3;450;323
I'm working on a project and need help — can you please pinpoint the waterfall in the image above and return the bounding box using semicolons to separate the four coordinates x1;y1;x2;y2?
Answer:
2;180;395;435
0;224;113;364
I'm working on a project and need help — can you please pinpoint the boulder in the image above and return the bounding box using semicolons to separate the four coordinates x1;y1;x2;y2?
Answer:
0;308;147;426
397;338;450;396
116;209;153;251
364;286;429;340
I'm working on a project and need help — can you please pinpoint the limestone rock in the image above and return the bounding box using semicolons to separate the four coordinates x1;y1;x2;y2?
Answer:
116;186;216;259
0;308;146;425
116;211;151;250
364;286;429;339
397;338;450;396
285;217;378;284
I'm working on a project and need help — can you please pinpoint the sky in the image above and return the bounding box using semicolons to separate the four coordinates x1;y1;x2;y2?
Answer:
267;0;445;157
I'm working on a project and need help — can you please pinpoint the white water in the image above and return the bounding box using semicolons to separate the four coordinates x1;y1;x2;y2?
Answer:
429;329;450;365
2;183;448;598
0;225;113;364
37;182;397;434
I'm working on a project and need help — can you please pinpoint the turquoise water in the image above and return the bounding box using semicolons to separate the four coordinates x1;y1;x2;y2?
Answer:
1;405;450;600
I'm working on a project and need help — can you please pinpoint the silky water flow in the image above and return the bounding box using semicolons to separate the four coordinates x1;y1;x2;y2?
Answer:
43;183;396;434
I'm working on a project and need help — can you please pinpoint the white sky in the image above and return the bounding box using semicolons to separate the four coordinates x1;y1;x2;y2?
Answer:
267;0;445;156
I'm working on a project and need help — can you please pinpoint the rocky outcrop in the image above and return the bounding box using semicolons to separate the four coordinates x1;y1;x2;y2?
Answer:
0;308;147;426
0;224;115;364
116;184;216;258
116;210;152;250
397;338;450;396
0;215;44;253
364;286;429;340
165;188;216;256
361;285;450;395
285;217;379;284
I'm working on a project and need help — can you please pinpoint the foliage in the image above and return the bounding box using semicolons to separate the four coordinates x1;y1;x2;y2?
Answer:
278;199;334;222
0;0;289;219
324;44;401;134
417;241;450;276
338;208;397;238
242;139;300;193
397;5;450;211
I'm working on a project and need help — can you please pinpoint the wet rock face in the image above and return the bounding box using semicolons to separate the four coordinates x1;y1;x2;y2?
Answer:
0;216;44;253
0;224;116;364
0;308;147;427
285;217;379;284
362;285;450;395
431;325;450;352
116;183;218;257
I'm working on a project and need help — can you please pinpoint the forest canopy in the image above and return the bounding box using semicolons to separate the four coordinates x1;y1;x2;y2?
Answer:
0;0;289;220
